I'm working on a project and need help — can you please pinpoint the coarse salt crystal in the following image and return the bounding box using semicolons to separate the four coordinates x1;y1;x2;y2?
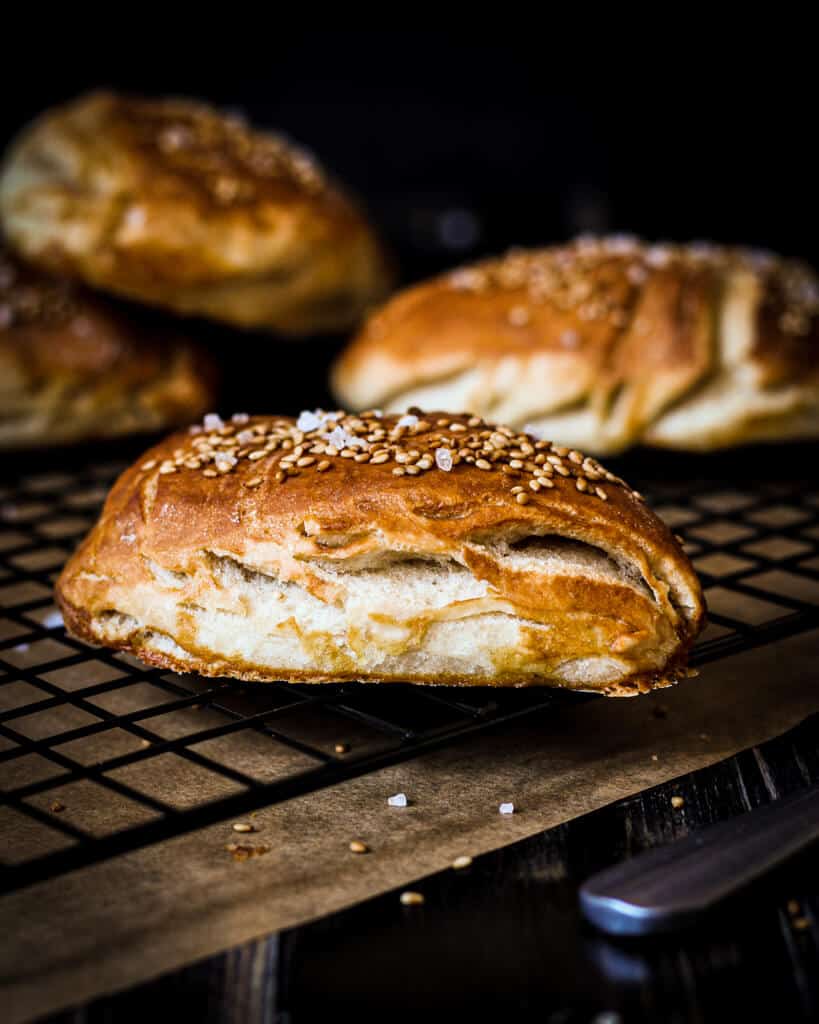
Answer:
71;317;94;338
231;412;250;424
435;448;453;472
387;793;408;808
203;413;224;431
123;205;147;231
396;414;419;429
236;429;256;445
42;610;63;630
297;410;323;432
644;245;672;268
499;802;515;815
13;643;29;653
324;426;367;450
215;454;237;471
120;532;136;544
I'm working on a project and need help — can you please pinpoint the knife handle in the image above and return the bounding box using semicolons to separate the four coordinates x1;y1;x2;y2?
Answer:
579;784;819;935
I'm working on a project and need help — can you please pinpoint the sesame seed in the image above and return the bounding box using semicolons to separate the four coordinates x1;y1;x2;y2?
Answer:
296;456;315;467
349;840;369;854
507;304;530;326
576;478;588;492
595;487;608;500
510;485;524;494
475;459;492;471
334;742;349;753
141;460;157;470
671;796;684;809
317;460;331;472
232;822;254;833
529;480;541;492
371;451;390;464
452;855;473;870
400;891;425;906
203;469;217;478
393;467;405;476
516;492;530;505
245;477;263;488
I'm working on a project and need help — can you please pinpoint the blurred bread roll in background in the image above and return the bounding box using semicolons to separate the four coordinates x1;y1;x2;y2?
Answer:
0;92;392;335
332;237;819;453
0;248;215;448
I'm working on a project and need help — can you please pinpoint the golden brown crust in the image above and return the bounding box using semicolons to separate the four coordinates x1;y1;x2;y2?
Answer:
332;238;819;452
56;410;704;694
0;248;215;448
0;92;392;334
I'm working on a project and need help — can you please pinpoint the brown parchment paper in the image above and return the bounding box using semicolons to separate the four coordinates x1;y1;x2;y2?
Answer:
4;629;819;1024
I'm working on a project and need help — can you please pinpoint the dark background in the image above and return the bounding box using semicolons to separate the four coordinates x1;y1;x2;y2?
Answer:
2;31;817;284
5;33;819;1019
2;29;815;442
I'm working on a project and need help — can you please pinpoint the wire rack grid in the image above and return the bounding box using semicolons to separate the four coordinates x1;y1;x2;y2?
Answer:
1;452;818;894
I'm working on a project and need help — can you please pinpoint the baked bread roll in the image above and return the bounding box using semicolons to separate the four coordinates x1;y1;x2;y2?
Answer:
0;248;215;448
0;92;391;335
56;409;704;695
332;237;819;453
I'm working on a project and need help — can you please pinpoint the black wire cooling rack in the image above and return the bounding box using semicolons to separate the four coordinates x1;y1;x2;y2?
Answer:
2;449;819;895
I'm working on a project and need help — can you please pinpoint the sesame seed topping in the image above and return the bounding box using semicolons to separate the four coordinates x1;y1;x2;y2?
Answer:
162;411;628;507
349;840;369;854
452;855;473;870
437;237;819;369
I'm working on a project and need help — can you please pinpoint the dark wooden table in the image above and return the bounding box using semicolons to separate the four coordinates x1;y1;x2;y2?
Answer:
44;712;819;1023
